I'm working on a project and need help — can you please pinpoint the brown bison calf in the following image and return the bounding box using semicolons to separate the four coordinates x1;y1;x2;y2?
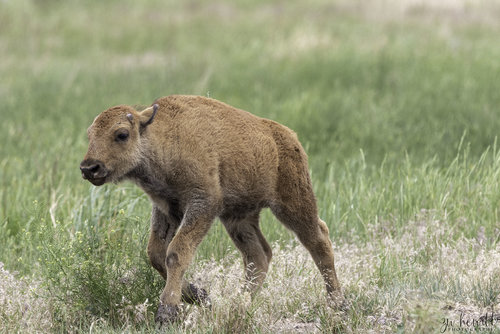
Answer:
80;95;342;324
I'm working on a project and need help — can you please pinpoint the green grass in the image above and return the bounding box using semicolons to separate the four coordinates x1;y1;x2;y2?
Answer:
1;0;500;332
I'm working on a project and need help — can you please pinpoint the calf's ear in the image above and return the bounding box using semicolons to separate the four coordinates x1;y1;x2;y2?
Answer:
138;104;158;128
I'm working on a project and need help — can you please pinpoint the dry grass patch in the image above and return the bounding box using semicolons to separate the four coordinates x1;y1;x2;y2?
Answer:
0;262;53;333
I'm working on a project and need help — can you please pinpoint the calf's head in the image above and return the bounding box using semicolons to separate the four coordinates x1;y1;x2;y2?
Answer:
80;104;158;186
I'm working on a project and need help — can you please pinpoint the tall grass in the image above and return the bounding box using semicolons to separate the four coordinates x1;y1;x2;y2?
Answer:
1;0;499;332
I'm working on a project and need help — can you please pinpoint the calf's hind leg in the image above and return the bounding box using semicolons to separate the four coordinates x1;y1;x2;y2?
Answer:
272;203;342;303
147;206;208;305
270;155;342;304
222;211;272;293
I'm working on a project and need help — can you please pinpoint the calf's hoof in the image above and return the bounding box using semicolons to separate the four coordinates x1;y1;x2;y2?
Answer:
182;283;211;307
328;291;350;312
155;303;180;325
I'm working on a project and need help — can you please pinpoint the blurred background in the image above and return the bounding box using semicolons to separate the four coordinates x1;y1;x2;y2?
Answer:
2;0;500;169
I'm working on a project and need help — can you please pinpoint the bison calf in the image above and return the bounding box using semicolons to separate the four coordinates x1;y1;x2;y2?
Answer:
80;95;342;324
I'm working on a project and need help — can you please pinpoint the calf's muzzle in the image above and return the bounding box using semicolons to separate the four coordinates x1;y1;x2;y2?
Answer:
79;159;108;186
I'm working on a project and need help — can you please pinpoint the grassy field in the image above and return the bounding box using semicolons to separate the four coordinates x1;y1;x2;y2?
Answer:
1;0;500;332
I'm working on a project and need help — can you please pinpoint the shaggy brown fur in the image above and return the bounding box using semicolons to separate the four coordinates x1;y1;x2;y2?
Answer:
80;95;342;324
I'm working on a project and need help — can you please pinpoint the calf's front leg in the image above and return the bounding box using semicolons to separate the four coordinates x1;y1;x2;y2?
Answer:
155;202;216;325
147;206;209;305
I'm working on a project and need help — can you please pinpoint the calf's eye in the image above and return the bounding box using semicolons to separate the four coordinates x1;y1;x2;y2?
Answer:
115;131;129;142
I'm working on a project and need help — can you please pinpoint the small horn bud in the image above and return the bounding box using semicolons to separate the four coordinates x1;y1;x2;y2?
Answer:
126;113;133;122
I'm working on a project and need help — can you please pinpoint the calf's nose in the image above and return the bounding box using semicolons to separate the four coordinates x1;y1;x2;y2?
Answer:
80;160;105;179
